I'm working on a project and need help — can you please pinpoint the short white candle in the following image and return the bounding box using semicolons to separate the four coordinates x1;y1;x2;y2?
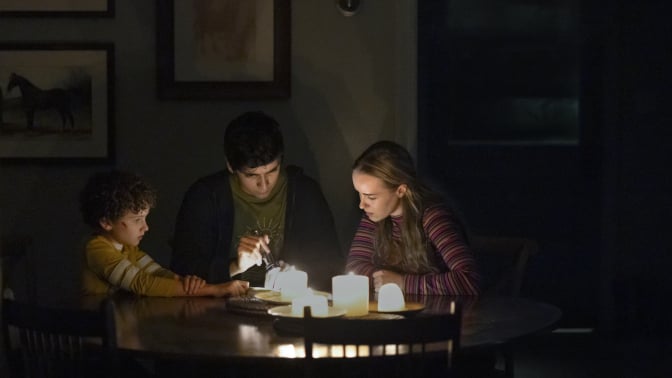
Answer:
332;273;369;316
377;283;405;311
291;290;328;317
278;269;308;301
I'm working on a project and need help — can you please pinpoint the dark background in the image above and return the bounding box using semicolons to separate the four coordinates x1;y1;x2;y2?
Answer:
418;0;672;331
1;1;669;336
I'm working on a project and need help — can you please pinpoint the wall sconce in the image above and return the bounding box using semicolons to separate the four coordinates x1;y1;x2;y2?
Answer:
336;0;361;17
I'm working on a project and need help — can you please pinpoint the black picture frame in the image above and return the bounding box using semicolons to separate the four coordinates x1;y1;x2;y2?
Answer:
0;0;114;17
0;43;115;163
156;0;291;100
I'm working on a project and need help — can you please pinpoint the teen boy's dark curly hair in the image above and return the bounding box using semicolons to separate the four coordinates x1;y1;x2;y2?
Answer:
79;170;157;229
224;111;284;171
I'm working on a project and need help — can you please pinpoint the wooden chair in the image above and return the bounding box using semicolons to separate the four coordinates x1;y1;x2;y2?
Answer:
470;235;539;298
302;302;461;378
469;235;539;378
2;296;119;378
0;235;36;302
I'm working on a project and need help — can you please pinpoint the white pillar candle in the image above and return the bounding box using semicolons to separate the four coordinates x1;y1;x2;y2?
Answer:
278;269;308;301
332;273;369;316
264;266;281;290
377;283;406;311
291;290;328;317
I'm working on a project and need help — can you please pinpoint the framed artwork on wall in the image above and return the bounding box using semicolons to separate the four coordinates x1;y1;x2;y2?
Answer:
0;0;114;17
157;0;290;100
0;43;114;163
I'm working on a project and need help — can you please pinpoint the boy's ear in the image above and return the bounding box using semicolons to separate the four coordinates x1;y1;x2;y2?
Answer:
98;217;113;231
226;161;234;174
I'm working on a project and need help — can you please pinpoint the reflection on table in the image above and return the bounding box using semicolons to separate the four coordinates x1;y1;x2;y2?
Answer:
82;290;561;361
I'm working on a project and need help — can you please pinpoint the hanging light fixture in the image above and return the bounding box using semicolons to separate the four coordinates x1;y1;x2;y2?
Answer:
336;0;361;17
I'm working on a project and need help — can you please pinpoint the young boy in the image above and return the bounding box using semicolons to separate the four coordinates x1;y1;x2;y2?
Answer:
79;170;248;297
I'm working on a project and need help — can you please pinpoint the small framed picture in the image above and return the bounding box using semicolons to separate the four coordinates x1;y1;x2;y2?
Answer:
0;0;114;17
0;43;114;162
157;0;291;99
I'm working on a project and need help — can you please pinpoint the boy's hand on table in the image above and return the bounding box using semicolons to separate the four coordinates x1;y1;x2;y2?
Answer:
181;275;207;295
218;280;249;297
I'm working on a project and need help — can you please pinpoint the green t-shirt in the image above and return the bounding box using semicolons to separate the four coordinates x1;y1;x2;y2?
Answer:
229;170;287;285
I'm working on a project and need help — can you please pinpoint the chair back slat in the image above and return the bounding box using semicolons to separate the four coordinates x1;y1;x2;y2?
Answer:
470;235;539;297
303;302;461;378
2;298;118;378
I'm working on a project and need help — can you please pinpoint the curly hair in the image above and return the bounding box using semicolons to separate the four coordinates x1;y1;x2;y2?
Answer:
79;170;157;230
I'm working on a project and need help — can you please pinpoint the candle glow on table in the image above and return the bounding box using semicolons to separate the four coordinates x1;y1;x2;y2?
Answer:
278;267;308;301
291;289;328;316
332;273;369;316
377;283;405;311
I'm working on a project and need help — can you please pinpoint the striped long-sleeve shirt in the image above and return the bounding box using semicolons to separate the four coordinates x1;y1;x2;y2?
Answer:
346;205;481;295
82;235;179;296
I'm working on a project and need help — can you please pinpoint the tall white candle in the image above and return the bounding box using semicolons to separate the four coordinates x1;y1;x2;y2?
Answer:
278;269;308;301
332;273;369;316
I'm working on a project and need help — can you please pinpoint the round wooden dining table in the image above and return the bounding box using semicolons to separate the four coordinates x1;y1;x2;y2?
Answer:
88;289;561;362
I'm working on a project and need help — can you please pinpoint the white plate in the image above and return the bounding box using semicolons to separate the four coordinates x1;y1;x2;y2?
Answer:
247;287;271;293
368;301;425;315
255;290;331;305
268;305;346;318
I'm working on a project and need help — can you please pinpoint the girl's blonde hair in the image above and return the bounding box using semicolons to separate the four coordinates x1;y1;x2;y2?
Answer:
353;141;442;274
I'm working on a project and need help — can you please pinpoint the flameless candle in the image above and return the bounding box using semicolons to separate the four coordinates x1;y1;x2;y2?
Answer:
264;266;281;290
332;273;369;316
291;289;328;317
377;283;406;311
278;268;308;301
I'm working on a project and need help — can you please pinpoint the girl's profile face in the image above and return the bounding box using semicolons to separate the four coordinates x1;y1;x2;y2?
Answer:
99;208;150;247
352;170;406;222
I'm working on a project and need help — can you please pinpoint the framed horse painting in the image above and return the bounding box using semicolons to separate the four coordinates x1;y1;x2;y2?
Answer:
0;43;114;162
156;0;290;100
0;0;114;17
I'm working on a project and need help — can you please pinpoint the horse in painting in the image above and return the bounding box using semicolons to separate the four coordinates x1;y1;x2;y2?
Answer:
0;86;4;126
6;72;74;131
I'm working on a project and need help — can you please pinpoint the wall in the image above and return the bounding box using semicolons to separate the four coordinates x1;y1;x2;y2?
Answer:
0;1;417;301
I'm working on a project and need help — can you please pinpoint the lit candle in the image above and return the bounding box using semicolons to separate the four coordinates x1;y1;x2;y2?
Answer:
264;266;281;290
291;289;328;317
278;268;308;301
377;283;405;311
332;273;369;316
